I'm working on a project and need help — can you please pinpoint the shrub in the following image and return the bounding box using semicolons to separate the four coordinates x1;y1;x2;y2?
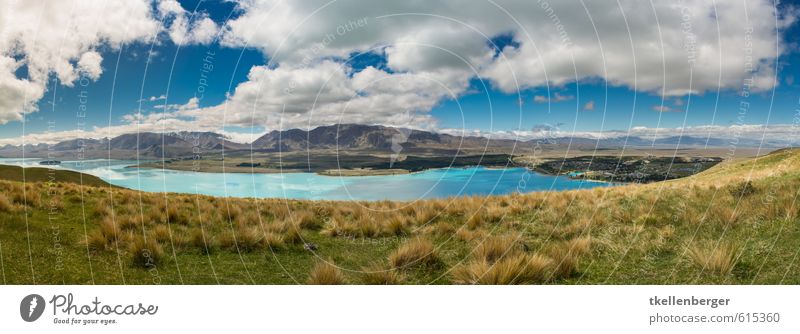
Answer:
730;180;757;197
307;260;346;285
129;236;163;268
687;241;739;276
389;237;439;269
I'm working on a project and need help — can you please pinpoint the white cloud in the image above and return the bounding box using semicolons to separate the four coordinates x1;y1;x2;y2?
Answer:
0;56;45;124
0;0;162;124
206;60;469;130
533;92;574;103
652;105;674;112
0;0;217;125
76;51;104;80
214;0;795;132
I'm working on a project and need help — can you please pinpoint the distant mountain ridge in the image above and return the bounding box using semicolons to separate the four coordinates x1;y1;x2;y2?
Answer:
0;124;783;159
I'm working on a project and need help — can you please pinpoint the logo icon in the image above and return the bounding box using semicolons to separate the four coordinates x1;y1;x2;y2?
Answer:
20;294;45;322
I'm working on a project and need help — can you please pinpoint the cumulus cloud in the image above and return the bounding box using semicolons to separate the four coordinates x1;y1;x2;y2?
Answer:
204;59;470;130
213;0;795;131
0;0;216;125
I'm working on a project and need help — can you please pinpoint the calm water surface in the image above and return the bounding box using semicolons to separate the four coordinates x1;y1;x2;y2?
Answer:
0;158;615;201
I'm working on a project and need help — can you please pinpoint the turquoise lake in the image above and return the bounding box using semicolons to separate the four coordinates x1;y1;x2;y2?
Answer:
0;159;615;201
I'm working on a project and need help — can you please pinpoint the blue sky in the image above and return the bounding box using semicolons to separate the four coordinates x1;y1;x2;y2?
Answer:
1;0;799;144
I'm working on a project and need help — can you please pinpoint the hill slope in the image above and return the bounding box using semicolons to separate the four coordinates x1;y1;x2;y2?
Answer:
0;148;797;284
0;165;111;187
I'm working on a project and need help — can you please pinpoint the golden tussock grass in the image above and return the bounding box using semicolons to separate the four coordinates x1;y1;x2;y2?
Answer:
389;237;439;269
86;230;107;252
687;241;739;276
191;228;215;252
473;234;522;263
0;193;15;212
546;237;592;280
152;225;172;243
307;260;346;285
233;226;263;252
451;253;553;285
360;263;404;285
99;217;120;242
282;222;304;244
129;236;163;268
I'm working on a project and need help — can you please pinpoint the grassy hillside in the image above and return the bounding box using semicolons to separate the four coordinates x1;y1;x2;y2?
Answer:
0;150;798;284
0;164;111;187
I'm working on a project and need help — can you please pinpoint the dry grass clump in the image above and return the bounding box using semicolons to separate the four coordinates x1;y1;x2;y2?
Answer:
307;260;346;285
687;241;739;276
86;230;107;252
191;228;215;253
384;216;408;236
451;253;553;284
321;217;347;237
152;225;172;243
98;217;121;243
546;237;592;279
118;214;140;231
360;263;404;284
282;222;304;244
389;237;439;269
292;211;320;230
0;193;15;212
234;226;263;252
263;232;286;250
129;236;163;268
473;234;522;263
454;228;485;242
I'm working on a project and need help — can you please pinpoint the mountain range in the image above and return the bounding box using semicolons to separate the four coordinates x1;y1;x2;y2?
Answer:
0;124;783;159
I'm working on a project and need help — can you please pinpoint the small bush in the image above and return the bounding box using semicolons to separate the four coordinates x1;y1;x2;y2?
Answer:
307;260;346;285
730;180;757;197
389;237;439;269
